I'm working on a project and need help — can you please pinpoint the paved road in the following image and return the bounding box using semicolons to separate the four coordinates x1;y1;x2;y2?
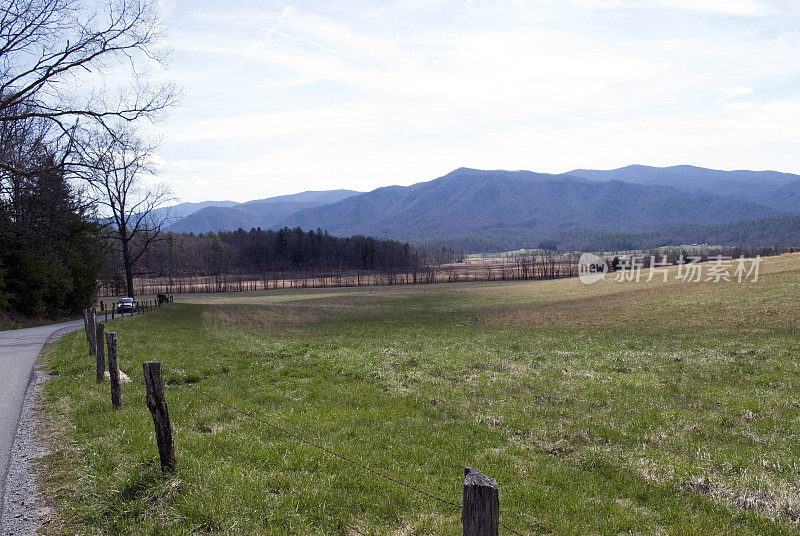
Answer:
0;320;84;509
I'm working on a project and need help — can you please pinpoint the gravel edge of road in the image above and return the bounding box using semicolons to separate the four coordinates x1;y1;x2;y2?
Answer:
0;325;80;535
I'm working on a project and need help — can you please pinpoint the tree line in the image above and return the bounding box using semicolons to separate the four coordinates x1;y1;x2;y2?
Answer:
98;227;463;296
435;216;800;253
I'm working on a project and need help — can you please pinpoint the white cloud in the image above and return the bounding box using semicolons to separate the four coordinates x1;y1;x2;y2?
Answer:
572;0;627;7
659;0;765;16
718;85;755;98
723;101;757;111
152;0;800;203
573;0;765;15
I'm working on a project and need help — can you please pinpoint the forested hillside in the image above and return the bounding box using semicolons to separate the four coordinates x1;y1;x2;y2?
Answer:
280;168;781;244
159;167;800;253
432;215;800;252
567;165;800;212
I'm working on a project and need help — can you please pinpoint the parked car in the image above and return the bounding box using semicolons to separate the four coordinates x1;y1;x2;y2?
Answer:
116;297;137;313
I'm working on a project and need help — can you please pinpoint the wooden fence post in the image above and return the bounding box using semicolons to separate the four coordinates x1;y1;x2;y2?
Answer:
87;309;97;356
106;332;122;408
82;310;90;343
462;467;499;536
143;361;176;472
95;322;105;382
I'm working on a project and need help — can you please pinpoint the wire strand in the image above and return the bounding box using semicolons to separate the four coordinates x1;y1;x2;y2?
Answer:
184;384;463;508
180;383;528;535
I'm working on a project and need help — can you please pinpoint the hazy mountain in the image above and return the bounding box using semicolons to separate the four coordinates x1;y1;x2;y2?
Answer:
434;215;800;253
756;180;800;213
163;167;798;252
239;190;365;205
279;168;781;244
566;165;800;212
167;189;360;234
146;200;239;226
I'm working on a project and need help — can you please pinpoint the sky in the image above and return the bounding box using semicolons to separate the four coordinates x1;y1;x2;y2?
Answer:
148;0;800;204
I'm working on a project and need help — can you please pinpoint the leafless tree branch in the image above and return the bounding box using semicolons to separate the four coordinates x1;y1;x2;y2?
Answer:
85;123;172;297
0;0;177;173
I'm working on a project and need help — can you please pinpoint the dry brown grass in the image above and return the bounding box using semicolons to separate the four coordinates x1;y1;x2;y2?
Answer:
483;253;800;334
203;305;322;330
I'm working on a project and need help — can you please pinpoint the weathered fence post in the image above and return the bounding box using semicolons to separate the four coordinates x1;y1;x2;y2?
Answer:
87;308;97;356
142;361;176;472
462;467;499;536
82;310;90;343
95;322;105;382
106;332;122;408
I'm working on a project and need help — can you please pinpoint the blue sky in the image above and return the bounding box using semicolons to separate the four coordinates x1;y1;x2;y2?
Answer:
150;0;800;203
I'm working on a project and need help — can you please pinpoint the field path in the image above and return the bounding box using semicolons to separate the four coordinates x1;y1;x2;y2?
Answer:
0;320;83;509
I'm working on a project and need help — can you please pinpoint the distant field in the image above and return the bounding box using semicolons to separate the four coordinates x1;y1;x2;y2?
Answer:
41;253;800;535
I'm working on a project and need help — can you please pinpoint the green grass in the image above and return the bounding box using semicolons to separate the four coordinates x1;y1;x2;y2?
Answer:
40;254;800;535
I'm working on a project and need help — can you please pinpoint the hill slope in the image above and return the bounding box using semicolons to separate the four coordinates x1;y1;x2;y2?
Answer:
280;168;781;244
167;190;361;234
434;215;800;252
566;165;800;212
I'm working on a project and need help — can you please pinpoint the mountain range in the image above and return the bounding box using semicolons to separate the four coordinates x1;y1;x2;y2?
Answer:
565;165;800;213
163;190;360;234
163;165;800;252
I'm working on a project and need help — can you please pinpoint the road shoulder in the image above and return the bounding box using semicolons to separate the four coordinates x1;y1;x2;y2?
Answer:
0;326;79;535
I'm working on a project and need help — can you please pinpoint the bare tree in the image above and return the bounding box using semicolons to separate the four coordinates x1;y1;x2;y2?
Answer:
0;0;177;176
89;125;171;298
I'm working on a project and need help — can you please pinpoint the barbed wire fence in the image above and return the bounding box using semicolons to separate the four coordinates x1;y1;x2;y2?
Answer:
81;314;528;535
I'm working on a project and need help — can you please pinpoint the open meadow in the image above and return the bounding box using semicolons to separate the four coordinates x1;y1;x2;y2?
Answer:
41;254;800;535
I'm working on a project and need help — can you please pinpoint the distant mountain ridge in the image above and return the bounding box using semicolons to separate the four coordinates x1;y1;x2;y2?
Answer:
566;164;800;213
279;167;781;245
165;189;361;234
164;166;800;252
149;200;238;223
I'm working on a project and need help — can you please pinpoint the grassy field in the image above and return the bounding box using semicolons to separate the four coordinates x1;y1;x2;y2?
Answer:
40;254;800;535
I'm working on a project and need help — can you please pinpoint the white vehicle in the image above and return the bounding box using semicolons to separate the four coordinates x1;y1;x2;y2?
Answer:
116;297;138;313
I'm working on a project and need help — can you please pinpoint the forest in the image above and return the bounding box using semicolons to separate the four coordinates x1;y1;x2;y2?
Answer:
0;126;101;318
98;227;462;296
432;215;800;253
